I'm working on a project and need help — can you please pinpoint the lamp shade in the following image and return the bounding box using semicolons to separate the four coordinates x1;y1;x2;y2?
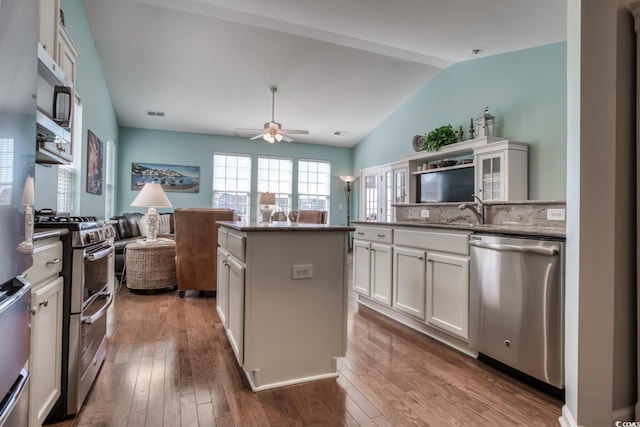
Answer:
258;192;276;205
21;175;34;205
131;183;173;208
339;175;358;183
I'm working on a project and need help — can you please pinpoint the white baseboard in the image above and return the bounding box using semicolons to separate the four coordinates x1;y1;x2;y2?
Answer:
559;403;636;427
558;405;578;427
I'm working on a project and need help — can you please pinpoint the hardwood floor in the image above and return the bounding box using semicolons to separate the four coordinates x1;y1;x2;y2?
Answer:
46;271;562;427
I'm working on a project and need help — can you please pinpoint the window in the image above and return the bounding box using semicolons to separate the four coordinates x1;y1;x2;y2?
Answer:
104;139;115;219
297;159;330;215
257;156;292;213
212;153;251;221
57;95;82;215
0;138;14;206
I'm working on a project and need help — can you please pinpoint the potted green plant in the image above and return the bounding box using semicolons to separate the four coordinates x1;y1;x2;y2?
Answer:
423;124;458;152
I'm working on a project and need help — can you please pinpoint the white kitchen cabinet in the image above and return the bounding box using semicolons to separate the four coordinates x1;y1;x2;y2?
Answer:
226;255;245;365
353;226;393;304
38;0;60;58
426;252;470;340
473;140;528;201
217;223;349;391
353;240;371;295
216;247;230;327
393;246;426;320
56;25;78;89
23;237;63;427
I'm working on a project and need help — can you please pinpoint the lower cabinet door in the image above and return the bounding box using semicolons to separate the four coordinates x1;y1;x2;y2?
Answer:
227;256;245;366
30;276;63;427
352;240;371;296
216;248;230;327
370;243;392;306
393;247;426;319
426;252;470;340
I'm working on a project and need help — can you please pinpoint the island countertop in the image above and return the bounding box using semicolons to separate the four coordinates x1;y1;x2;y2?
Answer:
216;221;355;232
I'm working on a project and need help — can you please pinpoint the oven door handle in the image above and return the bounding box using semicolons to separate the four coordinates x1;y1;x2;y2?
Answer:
0;368;29;427
81;291;112;324
86;246;114;262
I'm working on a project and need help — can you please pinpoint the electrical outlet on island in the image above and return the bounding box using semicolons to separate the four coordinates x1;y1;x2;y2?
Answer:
547;208;566;221
420;209;430;219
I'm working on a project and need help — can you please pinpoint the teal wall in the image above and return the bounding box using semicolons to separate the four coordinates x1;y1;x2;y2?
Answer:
354;42;567;201
117;128;354;224
60;0;119;218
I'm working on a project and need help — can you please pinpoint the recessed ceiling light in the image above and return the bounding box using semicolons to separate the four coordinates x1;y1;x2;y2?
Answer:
469;49;482;56
334;131;349;136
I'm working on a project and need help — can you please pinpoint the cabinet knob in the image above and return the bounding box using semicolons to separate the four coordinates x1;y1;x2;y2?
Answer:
31;307;37;316
39;300;49;308
418;257;424;261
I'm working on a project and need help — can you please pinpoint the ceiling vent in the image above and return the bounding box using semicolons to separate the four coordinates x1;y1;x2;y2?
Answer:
146;111;165;117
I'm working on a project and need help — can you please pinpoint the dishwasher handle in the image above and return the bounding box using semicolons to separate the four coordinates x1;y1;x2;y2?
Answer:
469;239;559;256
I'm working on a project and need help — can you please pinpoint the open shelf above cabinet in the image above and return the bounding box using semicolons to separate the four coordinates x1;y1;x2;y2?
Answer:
412;163;474;175
402;136;504;163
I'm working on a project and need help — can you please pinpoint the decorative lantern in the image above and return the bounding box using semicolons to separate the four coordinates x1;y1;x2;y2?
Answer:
475;106;495;138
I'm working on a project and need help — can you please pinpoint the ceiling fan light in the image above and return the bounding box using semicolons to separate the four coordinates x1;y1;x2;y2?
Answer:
263;133;276;143
275;133;283;142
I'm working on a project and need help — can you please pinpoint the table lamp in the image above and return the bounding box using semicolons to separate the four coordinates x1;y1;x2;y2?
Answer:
258;192;276;223
131;182;172;242
20;175;35;249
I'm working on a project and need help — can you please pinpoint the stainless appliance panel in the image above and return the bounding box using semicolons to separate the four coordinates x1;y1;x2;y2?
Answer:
0;281;31;399
469;234;564;389
71;243;113;313
0;369;30;427
0;0;37;284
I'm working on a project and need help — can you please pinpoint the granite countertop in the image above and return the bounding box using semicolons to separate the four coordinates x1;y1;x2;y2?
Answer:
217;221;355;232
33;228;69;241
352;221;565;239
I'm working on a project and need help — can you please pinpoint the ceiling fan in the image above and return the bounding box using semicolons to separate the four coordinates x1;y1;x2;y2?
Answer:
238;86;309;143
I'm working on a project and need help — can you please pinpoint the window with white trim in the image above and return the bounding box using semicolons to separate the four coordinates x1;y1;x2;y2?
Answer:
104;139;115;219
57;95;82;215
0;138;14;206
297;159;330;216
257;156;292;214
212;153;251;221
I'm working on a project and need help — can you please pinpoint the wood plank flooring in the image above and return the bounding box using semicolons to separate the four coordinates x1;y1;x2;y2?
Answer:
46;265;562;426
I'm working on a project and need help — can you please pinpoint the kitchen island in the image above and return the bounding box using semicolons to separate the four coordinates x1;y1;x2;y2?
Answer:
216;221;353;391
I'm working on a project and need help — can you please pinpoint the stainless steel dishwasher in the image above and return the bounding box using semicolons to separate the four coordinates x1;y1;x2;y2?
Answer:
469;234;565;390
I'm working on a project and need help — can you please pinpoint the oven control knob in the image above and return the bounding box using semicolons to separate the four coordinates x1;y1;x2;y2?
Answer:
86;232;95;243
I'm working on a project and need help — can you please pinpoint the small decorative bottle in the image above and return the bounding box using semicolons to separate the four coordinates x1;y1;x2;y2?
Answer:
469;118;475;139
457;125;464;142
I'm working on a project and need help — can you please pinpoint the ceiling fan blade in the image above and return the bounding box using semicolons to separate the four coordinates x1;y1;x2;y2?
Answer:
249;133;265;140
282;129;309;135
280;133;294;142
237;128;267;133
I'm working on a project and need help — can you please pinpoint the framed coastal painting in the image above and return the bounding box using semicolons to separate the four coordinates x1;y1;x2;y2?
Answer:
86;130;103;195
130;162;200;193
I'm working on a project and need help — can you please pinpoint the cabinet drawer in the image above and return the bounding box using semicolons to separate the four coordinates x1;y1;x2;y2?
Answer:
394;228;469;255
218;228;228;249
354;226;393;244
227;231;245;262
24;240;63;286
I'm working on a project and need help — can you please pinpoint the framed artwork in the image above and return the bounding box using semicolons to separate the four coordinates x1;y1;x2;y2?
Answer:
86;130;103;195
131;162;200;193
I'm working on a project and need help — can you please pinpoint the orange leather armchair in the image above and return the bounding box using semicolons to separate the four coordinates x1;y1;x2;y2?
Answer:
174;208;235;297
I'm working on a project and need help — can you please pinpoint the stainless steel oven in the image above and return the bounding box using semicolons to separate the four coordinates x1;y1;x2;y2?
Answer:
68;241;113;414
34;214;115;419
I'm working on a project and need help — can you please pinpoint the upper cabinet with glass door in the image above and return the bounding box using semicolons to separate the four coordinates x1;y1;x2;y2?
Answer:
473;140;528;201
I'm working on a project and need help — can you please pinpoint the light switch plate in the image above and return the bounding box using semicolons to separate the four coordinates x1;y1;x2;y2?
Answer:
547;208;566;221
420;209;430;218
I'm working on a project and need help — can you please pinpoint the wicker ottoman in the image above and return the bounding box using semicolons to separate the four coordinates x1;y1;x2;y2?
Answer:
125;240;177;291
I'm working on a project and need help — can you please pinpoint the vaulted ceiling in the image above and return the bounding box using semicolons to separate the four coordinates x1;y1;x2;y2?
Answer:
82;0;567;147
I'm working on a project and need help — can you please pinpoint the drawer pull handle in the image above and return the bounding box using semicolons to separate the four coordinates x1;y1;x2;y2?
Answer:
377;234;386;238
46;258;62;265
357;232;365;236
418;257;424;261
39;300;49;307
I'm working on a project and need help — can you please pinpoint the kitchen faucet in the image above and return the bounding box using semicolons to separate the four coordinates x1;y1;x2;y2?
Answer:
458;194;484;224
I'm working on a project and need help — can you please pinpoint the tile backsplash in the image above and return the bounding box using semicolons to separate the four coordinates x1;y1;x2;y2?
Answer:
394;200;566;228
